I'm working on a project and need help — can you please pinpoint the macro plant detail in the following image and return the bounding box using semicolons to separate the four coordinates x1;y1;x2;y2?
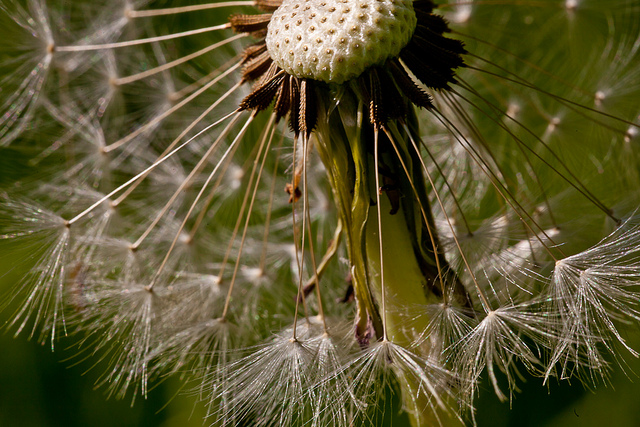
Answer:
0;0;640;426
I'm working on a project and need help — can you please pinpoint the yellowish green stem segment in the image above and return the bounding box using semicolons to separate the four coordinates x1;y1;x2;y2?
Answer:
313;84;468;426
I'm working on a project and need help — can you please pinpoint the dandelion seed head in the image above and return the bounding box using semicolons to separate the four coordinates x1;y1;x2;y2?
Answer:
265;0;417;83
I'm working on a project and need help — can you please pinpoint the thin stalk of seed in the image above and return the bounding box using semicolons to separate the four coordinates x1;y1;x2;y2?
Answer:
126;1;255;18
112;34;246;86
405;123;493;313
258;135;286;274
187;138;245;241
131;106;244;250
382;124;448;305
104;63;241;153
54;24;231;52
430;107;564;260
148;115;255;291
454;77;617;222
216;129;272;283
302;135;328;331
373;127;390;341
67;110;238;226
302;219;342;298
291;133;312;340
221;115;275;318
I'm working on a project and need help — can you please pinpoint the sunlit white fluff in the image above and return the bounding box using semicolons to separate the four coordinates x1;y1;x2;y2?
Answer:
451;302;557;405
0;197;69;345
0;0;53;145
548;218;640;381
342;340;462;426
207;322;320;426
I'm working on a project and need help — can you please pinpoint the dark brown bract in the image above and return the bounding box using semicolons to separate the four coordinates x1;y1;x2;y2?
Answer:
230;0;466;135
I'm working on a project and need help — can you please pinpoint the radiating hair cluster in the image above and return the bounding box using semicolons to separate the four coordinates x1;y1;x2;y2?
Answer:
1;0;640;426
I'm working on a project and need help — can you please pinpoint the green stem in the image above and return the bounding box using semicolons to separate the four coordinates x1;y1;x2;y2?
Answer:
313;85;468;426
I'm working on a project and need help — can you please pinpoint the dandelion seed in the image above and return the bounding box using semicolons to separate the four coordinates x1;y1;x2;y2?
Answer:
209;321;321;426
0;198;69;345
343;340;463;426
547;219;640;382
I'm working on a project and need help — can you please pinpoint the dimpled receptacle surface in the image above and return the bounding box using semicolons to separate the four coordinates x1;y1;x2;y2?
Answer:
265;0;417;84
